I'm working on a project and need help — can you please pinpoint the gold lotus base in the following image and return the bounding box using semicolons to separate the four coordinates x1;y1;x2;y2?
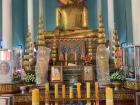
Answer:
124;80;140;90
0;83;21;94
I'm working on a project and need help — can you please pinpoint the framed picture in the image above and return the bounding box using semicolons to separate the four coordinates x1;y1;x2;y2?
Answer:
83;66;94;82
51;66;63;83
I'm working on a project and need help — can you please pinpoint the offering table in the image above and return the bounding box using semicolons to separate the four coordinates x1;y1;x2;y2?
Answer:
10;89;136;105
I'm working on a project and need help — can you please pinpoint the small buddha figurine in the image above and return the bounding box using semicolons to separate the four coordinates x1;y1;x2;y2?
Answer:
46;0;96;38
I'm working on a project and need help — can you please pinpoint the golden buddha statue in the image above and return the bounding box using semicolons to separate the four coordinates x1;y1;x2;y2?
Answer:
45;0;96;38
56;0;88;30
43;0;106;64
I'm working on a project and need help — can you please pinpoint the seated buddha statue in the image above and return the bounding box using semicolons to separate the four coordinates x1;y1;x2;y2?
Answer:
46;0;96;38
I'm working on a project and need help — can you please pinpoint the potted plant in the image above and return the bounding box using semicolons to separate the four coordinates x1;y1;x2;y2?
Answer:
110;71;123;90
24;72;36;92
13;71;22;83
24;72;36;84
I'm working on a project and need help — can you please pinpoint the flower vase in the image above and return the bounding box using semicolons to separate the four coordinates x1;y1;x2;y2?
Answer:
27;84;34;93
112;81;121;90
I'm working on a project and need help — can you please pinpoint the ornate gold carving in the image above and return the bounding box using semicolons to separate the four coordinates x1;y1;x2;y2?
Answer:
124;80;140;90
23;30;34;71
97;13;106;44
37;15;46;48
51;39;57;65
45;30;97;39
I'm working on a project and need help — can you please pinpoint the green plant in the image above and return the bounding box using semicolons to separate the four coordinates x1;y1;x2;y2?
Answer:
110;71;122;82
13;72;21;82
24;73;36;84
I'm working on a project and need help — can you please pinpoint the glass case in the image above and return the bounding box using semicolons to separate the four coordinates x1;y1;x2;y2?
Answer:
123;45;140;80
0;49;13;83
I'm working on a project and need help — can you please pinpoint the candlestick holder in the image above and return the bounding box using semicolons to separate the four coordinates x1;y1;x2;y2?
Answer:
20;86;27;94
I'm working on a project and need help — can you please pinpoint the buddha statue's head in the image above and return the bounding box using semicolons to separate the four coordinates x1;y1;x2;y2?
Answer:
58;0;84;5
67;0;78;4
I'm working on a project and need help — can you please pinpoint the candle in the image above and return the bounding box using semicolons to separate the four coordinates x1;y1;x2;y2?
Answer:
69;86;73;99
106;87;114;105
77;83;81;98
55;84;59;99
95;82;99;105
32;89;40;105
62;84;66;99
86;82;91;98
95;82;99;99
45;83;49;100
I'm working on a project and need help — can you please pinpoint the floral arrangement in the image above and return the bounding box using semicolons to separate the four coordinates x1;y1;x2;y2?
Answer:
110;71;123;82
24;72;36;84
13;69;26;82
13;71;22;82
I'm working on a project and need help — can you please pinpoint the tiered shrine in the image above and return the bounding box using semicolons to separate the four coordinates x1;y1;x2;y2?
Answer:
42;0;106;86
0;0;138;105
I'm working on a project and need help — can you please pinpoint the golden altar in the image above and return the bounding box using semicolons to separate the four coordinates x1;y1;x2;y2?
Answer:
33;0;106;86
